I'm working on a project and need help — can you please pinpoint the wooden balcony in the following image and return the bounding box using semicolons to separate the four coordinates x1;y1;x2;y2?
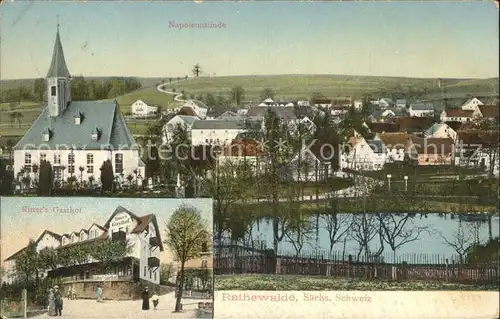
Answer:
148;257;160;268
149;236;161;247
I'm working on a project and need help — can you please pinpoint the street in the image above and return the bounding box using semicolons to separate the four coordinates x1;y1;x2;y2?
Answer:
31;293;209;319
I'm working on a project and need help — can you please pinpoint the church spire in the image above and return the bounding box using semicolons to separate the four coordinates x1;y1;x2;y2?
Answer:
46;19;71;78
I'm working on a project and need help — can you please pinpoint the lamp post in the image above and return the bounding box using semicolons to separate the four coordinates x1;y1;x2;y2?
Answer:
386;174;392;192
404;175;408;192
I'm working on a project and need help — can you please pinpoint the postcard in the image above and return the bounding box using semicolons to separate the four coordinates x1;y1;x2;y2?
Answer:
0;197;213;318
0;0;499;318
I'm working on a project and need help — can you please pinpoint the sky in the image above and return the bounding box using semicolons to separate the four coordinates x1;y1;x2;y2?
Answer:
0;1;498;79
0;197;213;264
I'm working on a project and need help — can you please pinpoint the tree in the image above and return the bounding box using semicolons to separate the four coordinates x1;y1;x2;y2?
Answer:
79;166;85;183
377;213;428;263
320;200;352;255
37;160;53;196
284;208;314;257
15;240;40;286
126;174;134;186
33;78;45;102
439;220;474;264
90;240;131;270
192;64;202;78
260;88;275;100
38;247;59;270
159;263;174;285
230;86;245;106
164;204;209;312
99;160;114;192
350;213;383;262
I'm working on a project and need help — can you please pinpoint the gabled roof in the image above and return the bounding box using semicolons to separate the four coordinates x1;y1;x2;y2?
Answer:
14;101;139;150
462;97;482;106
376;133;410;149
407;136;454;155
222;138;265;157
444;121;465;132
177;106;198;117
46;28;71;78
478;105;499;118
396;117;434;132
191;119;246;130
367;140;384;154
396;99;407;105
457;129;499;146
4;230;62;261
88;223;108;232
424;123;453;136
246;106;296;120
367;122;400;133
168;115;198;127
443;109;474;117
410;104;434;111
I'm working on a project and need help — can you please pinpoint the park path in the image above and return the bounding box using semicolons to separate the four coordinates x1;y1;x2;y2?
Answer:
30;293;209;319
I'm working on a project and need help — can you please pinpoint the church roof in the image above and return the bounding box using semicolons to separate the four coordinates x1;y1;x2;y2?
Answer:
46;28;71;78
14;100;138;150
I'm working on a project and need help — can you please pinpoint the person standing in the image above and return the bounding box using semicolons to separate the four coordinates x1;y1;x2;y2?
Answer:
141;287;150;310
47;288;56;316
96;285;103;302
151;291;159;311
53;286;63;316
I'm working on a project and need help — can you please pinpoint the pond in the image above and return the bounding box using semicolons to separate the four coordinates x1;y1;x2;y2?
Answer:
220;213;499;264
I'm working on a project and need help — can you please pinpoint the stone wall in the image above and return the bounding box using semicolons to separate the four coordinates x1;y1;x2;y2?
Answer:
58;280;172;301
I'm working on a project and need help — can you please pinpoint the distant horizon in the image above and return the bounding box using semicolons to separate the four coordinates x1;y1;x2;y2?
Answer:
2;73;499;82
1;2;498;79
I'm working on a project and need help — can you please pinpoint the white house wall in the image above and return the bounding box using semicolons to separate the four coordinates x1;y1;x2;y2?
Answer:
14;149;144;183
191;128;246;145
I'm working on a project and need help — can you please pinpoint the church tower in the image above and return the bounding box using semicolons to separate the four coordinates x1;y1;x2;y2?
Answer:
46;23;71;117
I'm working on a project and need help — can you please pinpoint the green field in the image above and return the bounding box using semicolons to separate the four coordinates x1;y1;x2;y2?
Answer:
167;75;499;103
115;86;175;112
215;274;498;291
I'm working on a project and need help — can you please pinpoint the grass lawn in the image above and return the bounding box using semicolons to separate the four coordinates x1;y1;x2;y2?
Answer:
215;274;498;291
0;102;41;110
244;197;497;215
115;87;175;112
167;75;497;102
352;166;486;180
0;109;41;126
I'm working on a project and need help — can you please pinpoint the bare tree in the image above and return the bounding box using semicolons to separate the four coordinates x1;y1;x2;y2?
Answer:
350;213;383;262
439;220;474;264
377;213;428;263
321;200;352;255
284;207;314;257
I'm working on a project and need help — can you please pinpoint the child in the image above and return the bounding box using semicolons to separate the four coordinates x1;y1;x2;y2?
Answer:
151;292;159;310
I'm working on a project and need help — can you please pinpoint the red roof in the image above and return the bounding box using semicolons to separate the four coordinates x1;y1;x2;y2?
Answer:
444;109;474;117
478;105;499;118
223;138;265;157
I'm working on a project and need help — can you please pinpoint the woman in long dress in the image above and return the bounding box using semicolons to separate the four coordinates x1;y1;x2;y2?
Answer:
141;287;150;310
47;288;56;316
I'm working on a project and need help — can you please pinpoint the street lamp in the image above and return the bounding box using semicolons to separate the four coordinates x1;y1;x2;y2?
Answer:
386;174;392;192
404;175;408;192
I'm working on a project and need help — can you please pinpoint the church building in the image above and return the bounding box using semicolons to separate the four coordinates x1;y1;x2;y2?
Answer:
12;25;145;185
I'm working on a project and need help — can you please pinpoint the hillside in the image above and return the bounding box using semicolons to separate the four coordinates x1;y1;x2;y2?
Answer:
167;75;499;104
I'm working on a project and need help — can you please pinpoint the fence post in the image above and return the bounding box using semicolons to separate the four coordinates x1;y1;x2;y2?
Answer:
276;258;281;275
22;289;27;319
347;254;352;278
445;258;449;282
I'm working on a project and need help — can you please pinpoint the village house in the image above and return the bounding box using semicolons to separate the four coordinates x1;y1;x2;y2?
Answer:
180;100;208;119
408;104;434;117
217;138;265;175
297;100;310;107
461;97;484;112
3;206;166;299
288;139;336;181
476;105;499;121
190;119;247;145
161;115;198;144
353;100;363;110
217;110;243;121
440;109;475;123
455;130;499;176
424;123;458;141
313;98;332;108
395;117;435;134
258;98;294;107
366;122;400;134
378;98;395;108
246;106;298;131
368;109;398;123
373;133;409;163
406;136;455;166
12;26;145;186
341;132;386;171
131;100;158;117
396;99;407;108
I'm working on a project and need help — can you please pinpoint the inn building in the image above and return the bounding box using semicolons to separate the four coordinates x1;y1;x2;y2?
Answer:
3;206;166;299
12;25;145;186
